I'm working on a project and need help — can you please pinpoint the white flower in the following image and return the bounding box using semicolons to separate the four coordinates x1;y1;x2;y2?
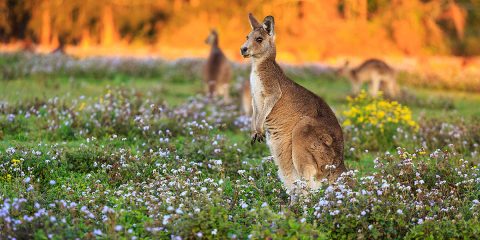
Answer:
162;215;171;225
49;180;56;185
93;229;103;235
24;177;31;183
396;209;403;215
318;200;329;206
115;225;123;231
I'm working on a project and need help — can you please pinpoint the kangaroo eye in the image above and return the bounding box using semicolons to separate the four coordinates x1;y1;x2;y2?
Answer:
255;37;263;43
246;36;249;40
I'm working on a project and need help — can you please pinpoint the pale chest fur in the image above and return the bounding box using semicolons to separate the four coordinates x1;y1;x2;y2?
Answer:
250;66;265;108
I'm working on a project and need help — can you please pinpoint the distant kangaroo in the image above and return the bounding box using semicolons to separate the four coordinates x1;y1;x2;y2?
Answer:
241;13;346;192
204;29;231;101
241;79;252;116
338;59;398;98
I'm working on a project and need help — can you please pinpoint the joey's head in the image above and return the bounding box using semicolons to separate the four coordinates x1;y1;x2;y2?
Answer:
240;13;276;60
205;29;218;46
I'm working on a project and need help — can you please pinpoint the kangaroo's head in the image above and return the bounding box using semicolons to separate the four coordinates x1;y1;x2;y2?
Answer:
336;61;362;94
205;29;218;46
240;13;276;60
336;61;351;78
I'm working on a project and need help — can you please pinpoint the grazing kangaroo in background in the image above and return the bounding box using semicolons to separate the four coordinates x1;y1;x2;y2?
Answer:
338;59;398;98
241;13;346;193
242;79;252;116
204;29;231;101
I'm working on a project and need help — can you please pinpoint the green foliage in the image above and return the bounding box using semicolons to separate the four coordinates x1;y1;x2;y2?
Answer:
1;55;480;239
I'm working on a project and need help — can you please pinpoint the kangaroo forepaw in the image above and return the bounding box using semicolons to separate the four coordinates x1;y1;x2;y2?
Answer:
250;132;265;145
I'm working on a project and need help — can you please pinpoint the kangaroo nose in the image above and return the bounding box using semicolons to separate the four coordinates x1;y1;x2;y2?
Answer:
241;47;248;55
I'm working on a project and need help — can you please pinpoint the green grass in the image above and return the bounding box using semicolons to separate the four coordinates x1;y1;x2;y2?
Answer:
1;55;480;239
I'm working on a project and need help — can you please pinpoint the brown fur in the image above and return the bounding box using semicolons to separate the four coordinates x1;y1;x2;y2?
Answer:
241;79;252;116
241;14;346;192
338;59;398;98
203;30;231;101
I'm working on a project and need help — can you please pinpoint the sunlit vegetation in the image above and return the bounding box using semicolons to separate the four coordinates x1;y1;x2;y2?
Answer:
1;0;480;59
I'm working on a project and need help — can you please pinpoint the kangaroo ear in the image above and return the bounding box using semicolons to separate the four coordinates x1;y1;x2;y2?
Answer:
321;134;333;146
262;16;275;36
248;13;261;29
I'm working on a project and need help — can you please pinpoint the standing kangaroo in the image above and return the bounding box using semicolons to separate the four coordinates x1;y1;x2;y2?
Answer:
204;29;231;101
338;59;398;98
241;13;346;192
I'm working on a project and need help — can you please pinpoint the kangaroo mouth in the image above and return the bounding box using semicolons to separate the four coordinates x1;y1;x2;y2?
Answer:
241;53;251;58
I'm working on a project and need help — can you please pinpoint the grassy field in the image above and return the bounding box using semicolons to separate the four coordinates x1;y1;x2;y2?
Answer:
1;53;480;239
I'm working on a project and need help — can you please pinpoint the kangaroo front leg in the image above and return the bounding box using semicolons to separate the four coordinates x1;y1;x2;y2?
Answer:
250;98;265;144
251;93;281;144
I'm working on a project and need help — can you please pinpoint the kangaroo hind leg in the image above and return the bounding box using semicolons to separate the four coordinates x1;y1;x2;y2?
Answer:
292;117;332;190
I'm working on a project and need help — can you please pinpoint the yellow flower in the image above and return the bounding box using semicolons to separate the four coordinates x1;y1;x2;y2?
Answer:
343;119;352;127
78;102;86;111
11;159;21;166
342;91;418;131
376;111;385;119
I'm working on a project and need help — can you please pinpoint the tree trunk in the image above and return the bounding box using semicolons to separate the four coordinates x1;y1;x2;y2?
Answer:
80;29;91;49
101;5;117;46
40;4;51;46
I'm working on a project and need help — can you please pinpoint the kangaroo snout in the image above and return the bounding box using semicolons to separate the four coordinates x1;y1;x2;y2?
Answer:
240;47;249;57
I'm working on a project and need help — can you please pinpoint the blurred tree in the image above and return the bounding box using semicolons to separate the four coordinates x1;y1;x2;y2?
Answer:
0;0;479;57
1;0;33;42
343;0;367;21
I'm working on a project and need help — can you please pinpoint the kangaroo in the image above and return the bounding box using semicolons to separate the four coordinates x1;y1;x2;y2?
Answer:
204;29;231;101
241;13;346;193
337;59;398;98
241;79;253;116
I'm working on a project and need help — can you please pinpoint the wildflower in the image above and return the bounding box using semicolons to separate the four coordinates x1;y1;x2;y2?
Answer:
78;102;86;111
24;177;31;183
11;159;21;166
